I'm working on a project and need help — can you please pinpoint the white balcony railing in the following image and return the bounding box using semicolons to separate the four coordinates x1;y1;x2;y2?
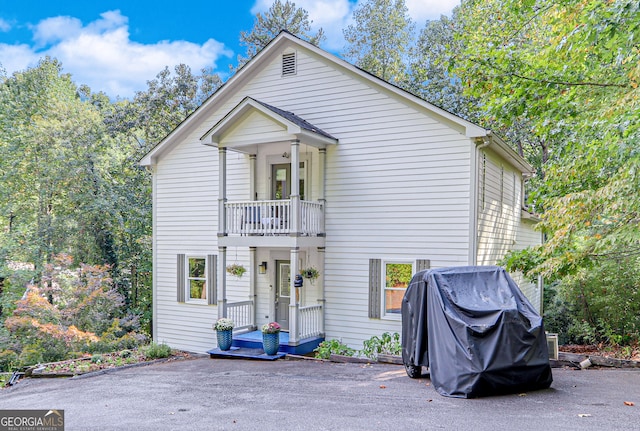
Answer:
225;200;323;236
226;300;254;332
299;304;323;339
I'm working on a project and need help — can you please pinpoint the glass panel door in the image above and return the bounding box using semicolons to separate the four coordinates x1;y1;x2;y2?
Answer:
275;260;290;331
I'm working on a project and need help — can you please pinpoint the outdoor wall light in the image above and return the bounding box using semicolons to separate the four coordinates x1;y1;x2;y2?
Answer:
259;261;267;274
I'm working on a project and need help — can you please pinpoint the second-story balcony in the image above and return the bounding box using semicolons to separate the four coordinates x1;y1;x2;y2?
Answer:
223;199;324;241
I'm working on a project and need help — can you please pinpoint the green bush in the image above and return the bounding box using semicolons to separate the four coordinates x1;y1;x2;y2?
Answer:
0;350;19;372
361;332;401;360
553;258;640;345
314;339;356;359
142;342;172;359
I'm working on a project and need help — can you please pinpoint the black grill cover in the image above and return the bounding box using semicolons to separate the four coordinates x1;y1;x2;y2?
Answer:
401;266;552;398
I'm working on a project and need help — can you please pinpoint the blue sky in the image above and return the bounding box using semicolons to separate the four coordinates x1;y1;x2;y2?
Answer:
0;0;459;99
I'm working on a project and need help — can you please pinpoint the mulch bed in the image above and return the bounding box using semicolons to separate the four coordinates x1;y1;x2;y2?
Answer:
26;350;195;378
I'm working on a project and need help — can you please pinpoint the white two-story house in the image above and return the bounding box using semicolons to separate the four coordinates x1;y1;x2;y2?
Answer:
140;31;541;355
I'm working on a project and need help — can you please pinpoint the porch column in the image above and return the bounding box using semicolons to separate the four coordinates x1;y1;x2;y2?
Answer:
218;246;227;318
218;147;227;237
289;247;300;343
318;148;326;234
249;154;257;201
249;246;257;328
290;140;300;235
317;246;326;336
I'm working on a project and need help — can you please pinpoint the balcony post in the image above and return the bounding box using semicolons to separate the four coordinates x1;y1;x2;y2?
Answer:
218;147;227;237
318;246;326;336
249;246;257;328
290;140;300;235
249;154;257;201
289;247;300;343
319;148;326;234
218;246;227;318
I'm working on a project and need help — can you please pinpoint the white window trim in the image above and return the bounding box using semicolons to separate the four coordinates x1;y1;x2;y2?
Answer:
380;259;415;321
186;255;208;304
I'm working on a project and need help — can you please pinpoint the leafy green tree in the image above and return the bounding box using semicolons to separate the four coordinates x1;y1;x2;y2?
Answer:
456;0;640;343
0;58;112;276
237;0;325;69
408;13;477;119
343;0;414;85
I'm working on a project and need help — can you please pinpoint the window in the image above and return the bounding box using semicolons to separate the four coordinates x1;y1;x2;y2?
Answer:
177;254;217;305
188;257;207;300
383;262;413;316
369;259;429;319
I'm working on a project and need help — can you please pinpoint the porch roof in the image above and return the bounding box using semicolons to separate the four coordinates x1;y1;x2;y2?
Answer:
201;96;338;152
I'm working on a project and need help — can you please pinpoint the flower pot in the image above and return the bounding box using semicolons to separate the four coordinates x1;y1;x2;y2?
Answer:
217;329;233;351
262;332;280;355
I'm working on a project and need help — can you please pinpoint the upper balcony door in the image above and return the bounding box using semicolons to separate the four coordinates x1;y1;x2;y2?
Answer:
271;162;305;200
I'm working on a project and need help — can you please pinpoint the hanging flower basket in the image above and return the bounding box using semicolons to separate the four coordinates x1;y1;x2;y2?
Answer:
301;267;319;280
226;263;246;278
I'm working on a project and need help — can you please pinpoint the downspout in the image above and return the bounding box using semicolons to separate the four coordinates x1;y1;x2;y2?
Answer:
470;133;492;266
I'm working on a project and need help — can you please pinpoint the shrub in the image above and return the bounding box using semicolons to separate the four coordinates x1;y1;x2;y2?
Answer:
361;332;401;360
142;342;172;359
0;349;19;372
314;339;356;359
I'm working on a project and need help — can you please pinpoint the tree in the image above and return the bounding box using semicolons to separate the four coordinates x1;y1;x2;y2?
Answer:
343;0;414;85
408;12;479;121
0;58;112;276
237;0;325;69
456;0;640;343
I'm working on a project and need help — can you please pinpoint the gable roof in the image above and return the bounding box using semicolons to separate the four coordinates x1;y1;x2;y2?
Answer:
201;96;337;152
140;31;532;175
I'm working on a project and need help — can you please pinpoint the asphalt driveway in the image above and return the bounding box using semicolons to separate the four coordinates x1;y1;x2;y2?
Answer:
1;357;639;431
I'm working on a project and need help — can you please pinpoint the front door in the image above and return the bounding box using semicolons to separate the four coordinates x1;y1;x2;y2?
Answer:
275;260;290;331
271;162;305;200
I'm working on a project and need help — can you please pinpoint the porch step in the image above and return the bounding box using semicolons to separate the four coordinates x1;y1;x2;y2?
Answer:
232;330;324;355
207;346;286;361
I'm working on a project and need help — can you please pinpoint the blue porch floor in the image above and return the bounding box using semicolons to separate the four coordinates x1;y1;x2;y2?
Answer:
207;330;324;360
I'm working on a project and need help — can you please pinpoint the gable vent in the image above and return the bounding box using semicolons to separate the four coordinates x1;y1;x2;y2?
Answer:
282;52;296;76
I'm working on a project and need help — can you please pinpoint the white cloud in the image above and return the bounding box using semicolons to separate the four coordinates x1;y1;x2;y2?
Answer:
0;43;38;74
0;18;11;32
32;16;83;47
405;0;460;23
0;10;232;99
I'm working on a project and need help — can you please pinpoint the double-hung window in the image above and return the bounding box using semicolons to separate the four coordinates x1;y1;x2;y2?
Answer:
369;258;430;319
177;254;217;305
383;261;413;317
188;257;207;301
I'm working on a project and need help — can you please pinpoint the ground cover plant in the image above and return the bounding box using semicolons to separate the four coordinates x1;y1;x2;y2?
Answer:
0;255;147;373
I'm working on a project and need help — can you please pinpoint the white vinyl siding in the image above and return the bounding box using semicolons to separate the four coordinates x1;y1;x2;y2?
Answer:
476;149;521;266
151;42;530;352
511;218;543;311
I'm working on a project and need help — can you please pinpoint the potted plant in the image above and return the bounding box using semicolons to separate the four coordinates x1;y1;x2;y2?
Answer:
261;321;281;355
301;267;319;281
213;318;234;351
226;263;246;278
